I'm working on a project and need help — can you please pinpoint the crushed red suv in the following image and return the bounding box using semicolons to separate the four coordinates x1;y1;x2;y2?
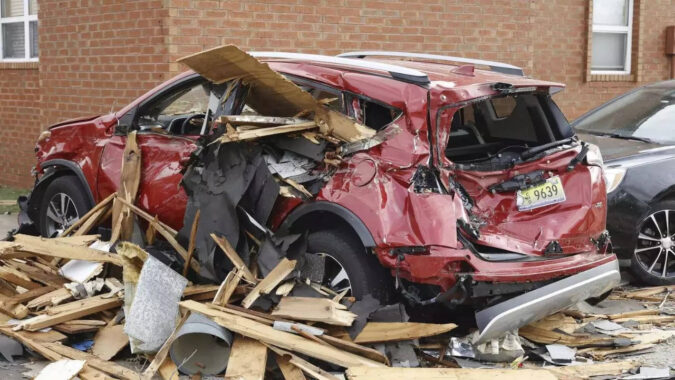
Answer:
20;47;619;342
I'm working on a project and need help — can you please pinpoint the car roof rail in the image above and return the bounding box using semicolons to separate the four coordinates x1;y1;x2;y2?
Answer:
337;51;524;77
249;51;430;85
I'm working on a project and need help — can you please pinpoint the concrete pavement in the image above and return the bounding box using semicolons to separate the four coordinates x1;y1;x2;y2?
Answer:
0;214;17;238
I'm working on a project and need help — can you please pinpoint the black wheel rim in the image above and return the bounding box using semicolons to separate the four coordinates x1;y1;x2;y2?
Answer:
45;192;79;237
634;209;675;279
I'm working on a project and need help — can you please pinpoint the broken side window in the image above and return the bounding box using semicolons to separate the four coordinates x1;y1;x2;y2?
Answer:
135;78;227;136
445;93;573;165
345;94;402;131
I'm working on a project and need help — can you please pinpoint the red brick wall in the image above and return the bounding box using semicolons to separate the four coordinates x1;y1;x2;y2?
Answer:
0;67;40;188
38;0;171;127
1;0;673;188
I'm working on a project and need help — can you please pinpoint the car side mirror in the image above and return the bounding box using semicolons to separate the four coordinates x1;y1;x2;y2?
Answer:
115;108;136;135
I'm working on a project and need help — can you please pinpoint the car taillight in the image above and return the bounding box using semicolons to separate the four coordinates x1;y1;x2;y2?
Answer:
603;167;626;194
583;143;603;167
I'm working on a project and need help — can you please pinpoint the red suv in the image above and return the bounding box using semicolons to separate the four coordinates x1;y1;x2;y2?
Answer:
21;49;619;342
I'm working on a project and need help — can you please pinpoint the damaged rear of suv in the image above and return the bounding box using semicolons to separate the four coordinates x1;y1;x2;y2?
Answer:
24;47;619;342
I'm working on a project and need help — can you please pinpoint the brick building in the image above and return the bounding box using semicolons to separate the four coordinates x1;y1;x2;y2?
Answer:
1;0;674;188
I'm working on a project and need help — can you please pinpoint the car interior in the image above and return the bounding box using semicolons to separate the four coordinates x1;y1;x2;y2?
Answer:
445;93;574;164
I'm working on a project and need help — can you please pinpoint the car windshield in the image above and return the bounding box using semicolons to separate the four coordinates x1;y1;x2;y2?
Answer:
573;84;675;144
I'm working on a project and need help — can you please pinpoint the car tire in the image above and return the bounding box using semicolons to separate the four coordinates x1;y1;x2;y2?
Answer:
38;175;92;237
629;201;675;286
306;229;393;303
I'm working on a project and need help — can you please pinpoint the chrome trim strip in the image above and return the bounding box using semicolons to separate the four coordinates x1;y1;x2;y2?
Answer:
474;260;621;343
249;51;430;84
337;51;524;76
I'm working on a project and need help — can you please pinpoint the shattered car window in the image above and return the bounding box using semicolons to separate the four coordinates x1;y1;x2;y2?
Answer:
445;93;571;165
346;95;402;131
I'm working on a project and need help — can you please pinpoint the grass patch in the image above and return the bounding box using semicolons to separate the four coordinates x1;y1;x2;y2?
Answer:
0;186;30;214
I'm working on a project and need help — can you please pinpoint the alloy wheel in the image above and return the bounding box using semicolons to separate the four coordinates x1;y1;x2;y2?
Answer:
314;252;352;295
44;192;80;237
634;209;675;279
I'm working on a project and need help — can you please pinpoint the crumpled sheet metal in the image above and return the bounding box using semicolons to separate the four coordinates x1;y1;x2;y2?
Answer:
177;44;374;143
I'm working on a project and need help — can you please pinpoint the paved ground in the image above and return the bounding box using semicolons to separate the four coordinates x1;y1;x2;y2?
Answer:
0;213;16;238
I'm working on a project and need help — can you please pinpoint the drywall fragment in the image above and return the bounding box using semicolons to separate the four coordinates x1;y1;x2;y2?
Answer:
35;359;85;380
92;324;128;360
545;344;576;364
124;256;188;353
624;366;671;379
58;259;104;283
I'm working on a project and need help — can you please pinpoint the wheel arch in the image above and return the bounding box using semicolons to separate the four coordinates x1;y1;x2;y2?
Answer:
27;159;95;226
277;201;376;249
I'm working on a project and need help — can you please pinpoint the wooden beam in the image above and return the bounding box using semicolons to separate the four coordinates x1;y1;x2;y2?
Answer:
13;234;123;266
111;130;141;242
183;209;200;276
17;295;123;331
61;193;115;237
242;258;296;309
272;297;357;326
141;312;191;380
275;354;307;380
213;270;242;306
0;265;40;289
211;233;256;283
225;335;268;380
354;322;457;344
180;300;384;368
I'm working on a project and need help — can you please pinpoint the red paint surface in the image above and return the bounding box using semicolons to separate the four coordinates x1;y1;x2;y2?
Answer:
34;59;616;291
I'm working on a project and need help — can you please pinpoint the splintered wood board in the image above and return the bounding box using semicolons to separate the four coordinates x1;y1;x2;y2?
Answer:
225;335;268;380
272;297;356;326
353;322;457;344
345;367;557;380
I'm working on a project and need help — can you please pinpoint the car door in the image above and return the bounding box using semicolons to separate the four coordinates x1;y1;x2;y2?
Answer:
97;77;226;230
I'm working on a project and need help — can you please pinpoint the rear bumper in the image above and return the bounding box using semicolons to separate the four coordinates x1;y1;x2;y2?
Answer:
474;259;620;343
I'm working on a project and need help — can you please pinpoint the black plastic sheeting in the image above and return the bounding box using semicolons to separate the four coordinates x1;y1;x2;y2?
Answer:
178;141;280;282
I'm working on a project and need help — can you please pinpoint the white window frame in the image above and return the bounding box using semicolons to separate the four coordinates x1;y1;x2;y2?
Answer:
0;0;38;62
590;0;633;75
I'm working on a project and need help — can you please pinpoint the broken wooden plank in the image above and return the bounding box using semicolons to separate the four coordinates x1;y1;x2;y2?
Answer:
518;324;614;347
607;309;660;320
13;234;123;266
27;287;72;310
225;335;268;380
61;193;115;237
17;295;123;331
54;322;101;334
346;367;557;380
544;361;637;379
269;346;340;380
612;315;675;324
216;122;318;144
183;209;200;276
272;297;357;326
275;354;307;380
6;285;57;305
0;265;40;289
211;233;256;283
111;130;141;242
141;311;191;380
6;260;67;286
242;258;296;309
92;324;128;361
180;300;384;368
213;270;242;306
43;342;139;380
0;294;29;318
582;343;655;360
354;322;457;344
319;334;389;365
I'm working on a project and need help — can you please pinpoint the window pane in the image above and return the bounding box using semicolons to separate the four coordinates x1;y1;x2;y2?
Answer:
2;22;25;59
591;32;627;71
29;0;37;15
29;20;37;58
1;0;24;17
593;0;629;26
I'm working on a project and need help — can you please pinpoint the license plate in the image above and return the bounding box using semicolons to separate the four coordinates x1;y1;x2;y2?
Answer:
516;176;566;211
